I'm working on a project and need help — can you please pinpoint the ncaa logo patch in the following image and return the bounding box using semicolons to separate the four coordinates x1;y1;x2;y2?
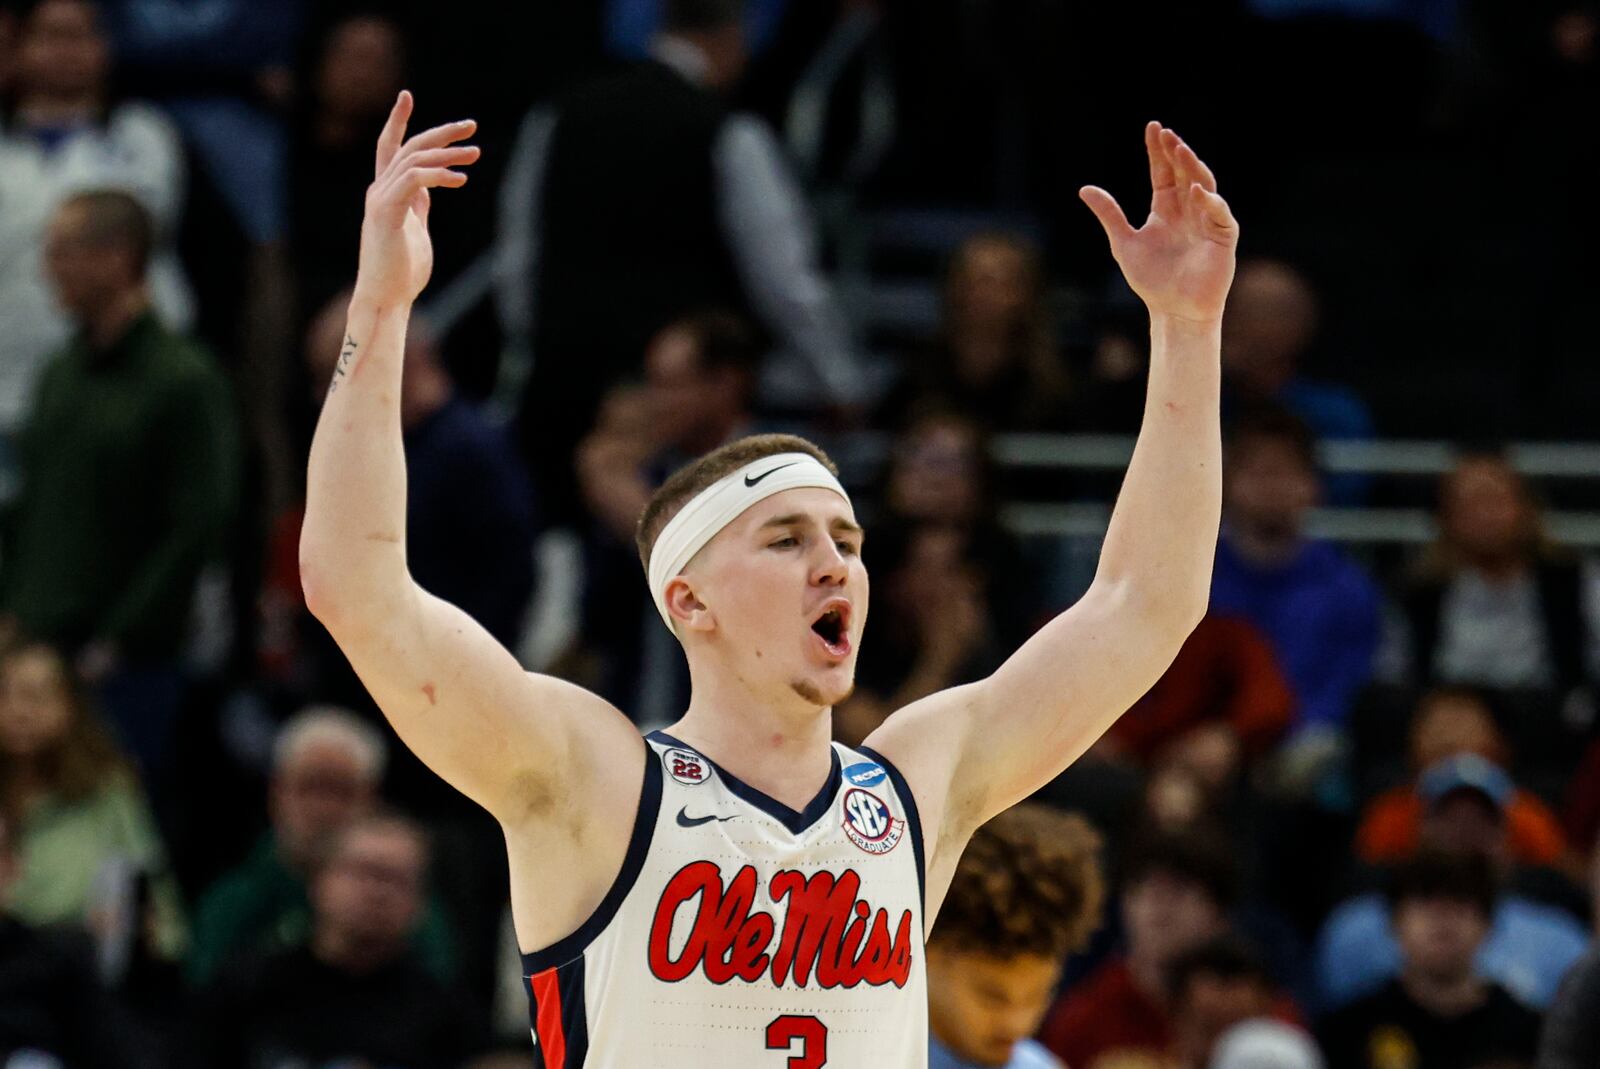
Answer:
664;748;709;786
842;761;887;788
841;788;904;855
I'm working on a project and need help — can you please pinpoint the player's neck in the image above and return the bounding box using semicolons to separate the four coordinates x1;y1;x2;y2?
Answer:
670;676;836;813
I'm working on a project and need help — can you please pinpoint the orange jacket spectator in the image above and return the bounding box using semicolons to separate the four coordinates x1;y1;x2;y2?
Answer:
1357;787;1567;867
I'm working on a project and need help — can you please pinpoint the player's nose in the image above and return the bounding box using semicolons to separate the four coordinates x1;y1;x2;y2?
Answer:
808;542;848;586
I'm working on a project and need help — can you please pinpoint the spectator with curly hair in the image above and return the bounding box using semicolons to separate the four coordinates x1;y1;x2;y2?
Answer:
928;803;1105;1069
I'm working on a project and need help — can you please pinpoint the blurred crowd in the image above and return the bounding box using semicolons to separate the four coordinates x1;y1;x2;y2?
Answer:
0;0;1598;1067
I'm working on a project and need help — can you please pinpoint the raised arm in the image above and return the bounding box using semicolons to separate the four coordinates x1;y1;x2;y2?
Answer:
868;124;1238;879
299;93;642;829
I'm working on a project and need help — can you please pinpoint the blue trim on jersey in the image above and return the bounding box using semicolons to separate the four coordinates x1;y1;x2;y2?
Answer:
856;745;926;915
521;746;663;975
559;955;589;1067
526;955;589;1068
649;730;843;836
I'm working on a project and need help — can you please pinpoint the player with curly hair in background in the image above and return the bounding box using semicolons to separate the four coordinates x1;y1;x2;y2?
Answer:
929;804;1106;1069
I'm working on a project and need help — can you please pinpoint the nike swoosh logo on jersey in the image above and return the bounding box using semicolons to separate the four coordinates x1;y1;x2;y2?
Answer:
676;807;736;828
744;462;798;487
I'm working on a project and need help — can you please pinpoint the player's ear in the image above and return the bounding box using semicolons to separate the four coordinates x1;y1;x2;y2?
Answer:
665;577;713;633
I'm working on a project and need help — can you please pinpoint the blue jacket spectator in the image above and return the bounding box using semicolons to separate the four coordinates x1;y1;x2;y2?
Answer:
1315;761;1589;1012
1314;887;1586;1013
1210;409;1382;732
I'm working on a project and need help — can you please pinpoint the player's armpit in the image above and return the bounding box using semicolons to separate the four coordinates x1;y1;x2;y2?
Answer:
320;579;645;830
858;680;985;922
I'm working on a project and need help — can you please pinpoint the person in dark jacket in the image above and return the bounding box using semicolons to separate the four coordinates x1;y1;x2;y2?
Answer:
1401;451;1594;695
1538;944;1600;1069
191;813;492;1068
1318;851;1542;1069
0;190;239;780
495;0;862;524
0;811;149;1068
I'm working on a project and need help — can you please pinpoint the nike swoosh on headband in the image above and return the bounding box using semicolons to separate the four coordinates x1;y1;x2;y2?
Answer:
744;462;799;487
676;806;736;828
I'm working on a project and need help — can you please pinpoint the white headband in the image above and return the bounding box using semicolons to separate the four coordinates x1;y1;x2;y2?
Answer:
648;453;850;633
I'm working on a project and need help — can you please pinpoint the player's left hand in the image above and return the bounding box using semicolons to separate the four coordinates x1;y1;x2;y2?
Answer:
1081;122;1238;324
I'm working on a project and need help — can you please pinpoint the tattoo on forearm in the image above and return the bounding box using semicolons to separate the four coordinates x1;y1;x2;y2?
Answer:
329;333;358;395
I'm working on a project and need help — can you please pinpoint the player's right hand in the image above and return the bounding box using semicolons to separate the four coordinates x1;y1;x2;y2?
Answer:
353;90;480;309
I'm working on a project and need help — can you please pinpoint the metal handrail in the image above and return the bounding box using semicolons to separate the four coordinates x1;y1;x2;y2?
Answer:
998;502;1600;548
990;434;1600;478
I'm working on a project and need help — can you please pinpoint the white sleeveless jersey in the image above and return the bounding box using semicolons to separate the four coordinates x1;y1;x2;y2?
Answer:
522;730;928;1068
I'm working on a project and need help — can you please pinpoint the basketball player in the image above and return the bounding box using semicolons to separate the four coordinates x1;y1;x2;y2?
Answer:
300;90;1237;1067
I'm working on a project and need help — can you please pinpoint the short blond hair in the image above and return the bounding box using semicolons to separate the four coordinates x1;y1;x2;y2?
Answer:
634;433;840;571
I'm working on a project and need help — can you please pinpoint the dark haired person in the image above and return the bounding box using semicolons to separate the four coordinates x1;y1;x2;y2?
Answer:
1400;452;1597;694
1316;756;1589;1013
928;804;1104;1068
1220;257;1373;504
1318;851;1541;1069
882;232;1072;433
1168;936;1305;1069
574;308;767;722
0;0;193;453
495;0;864;525
303;89;1238;1064
1210;406;1382;734
1041;829;1240;1068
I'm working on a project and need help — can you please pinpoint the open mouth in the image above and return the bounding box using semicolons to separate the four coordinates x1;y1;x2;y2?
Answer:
810;601;851;656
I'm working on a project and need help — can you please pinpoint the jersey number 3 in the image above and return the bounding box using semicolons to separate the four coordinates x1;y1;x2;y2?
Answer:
766;1014;827;1068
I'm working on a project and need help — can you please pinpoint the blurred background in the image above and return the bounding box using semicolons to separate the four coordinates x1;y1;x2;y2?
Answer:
0;0;1598;1066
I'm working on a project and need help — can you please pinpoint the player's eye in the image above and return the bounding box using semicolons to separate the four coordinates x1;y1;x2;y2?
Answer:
835;540;858;556
769;536;799;549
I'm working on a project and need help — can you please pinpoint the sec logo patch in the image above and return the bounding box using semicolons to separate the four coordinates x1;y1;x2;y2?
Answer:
664;748;709;786
841;788;904;855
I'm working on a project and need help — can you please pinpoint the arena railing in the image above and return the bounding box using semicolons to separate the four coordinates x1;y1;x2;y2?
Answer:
848;433;1600;548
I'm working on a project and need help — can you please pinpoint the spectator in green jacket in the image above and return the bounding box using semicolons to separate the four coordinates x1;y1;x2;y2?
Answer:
0;189;239;782
189;705;457;985
0;642;185;962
